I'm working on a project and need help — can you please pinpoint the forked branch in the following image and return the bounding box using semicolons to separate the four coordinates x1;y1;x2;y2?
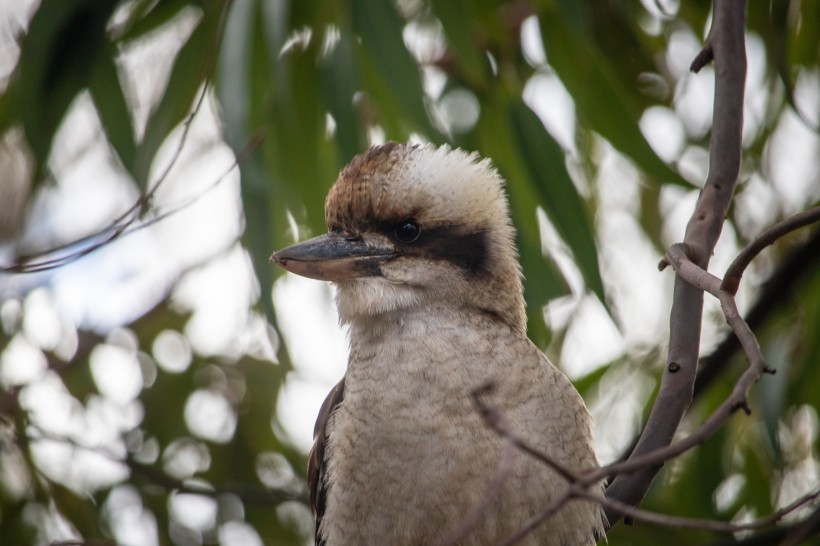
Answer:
464;208;820;544
604;0;748;524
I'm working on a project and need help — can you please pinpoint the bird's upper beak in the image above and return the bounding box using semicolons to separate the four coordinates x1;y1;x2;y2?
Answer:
269;232;395;281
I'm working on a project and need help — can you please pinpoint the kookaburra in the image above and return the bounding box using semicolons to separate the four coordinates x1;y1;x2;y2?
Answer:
271;142;605;545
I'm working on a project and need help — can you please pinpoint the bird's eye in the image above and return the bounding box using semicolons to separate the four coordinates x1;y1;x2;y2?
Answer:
394;221;421;244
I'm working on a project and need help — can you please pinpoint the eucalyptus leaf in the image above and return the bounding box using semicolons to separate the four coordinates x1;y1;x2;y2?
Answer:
352;0;438;139
540;15;688;187
90;50;137;172
134;3;223;189
510;99;606;305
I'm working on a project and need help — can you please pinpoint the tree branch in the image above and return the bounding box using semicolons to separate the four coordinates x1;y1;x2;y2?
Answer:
705;504;820;546
0;0;238;275
604;0;747;525
469;382;820;542
722;206;820;294
695;226;820;397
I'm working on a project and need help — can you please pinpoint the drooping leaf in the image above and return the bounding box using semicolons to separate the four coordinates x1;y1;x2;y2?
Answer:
116;0;190;43
430;0;488;87
352;0;439;140
134;2;224;189
509;99;606;305
90;49;137;173
539;11;688;187
321;27;368;165
49;482;104;539
790;0;820;69
15;0;116;179
476;92;569;347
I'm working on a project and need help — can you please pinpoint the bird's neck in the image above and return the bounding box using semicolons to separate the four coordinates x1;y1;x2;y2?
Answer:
349;302;497;338
343;303;522;379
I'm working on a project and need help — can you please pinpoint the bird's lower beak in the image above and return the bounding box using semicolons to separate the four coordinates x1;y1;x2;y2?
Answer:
269;233;395;281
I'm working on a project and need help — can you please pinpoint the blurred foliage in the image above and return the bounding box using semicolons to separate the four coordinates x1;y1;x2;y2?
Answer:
0;0;819;545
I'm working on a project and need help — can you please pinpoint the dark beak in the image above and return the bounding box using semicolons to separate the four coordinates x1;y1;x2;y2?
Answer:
269;232;395;281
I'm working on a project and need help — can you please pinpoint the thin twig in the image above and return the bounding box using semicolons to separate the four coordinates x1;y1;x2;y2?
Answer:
472;393;820;539
1;1;236;275
585;487;820;533
0;133;261;273
592;256;765;488
431;442;517;546
49;541;120;546
591;208;819;493
2;86;209;273
695;228;820;397
780;505;820;546
482;207;819;542
499;490;575;546
722;205;820;294
470;384;579;482
467;387;599;546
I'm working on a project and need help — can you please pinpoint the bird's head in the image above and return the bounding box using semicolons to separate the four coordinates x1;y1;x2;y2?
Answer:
270;142;525;333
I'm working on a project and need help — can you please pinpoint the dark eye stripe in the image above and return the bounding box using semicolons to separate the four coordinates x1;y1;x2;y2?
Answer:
411;228;489;276
346;215;489;277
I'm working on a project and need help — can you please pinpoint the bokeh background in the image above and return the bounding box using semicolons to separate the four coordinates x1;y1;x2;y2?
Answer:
0;0;818;545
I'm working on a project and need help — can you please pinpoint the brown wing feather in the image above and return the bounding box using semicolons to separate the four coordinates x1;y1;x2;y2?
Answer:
308;377;345;545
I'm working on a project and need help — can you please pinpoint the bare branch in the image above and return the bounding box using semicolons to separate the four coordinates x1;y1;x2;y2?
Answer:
0;85;209;274
470;384;579;482
604;0;747;525
0;1;237;275
468;386;820;546
705;505;820;546
431;442;517;546
0;133;260;274
49;541;120;546
586;487;820;533
690;45;715;73
595;263;766;497
722;205;820;294
499;491;575;546
471;389;820;541
780;506;820;546
696;228;820;397
465;385;596;546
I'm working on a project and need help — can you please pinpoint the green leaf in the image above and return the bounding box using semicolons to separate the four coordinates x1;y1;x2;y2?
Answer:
321;27;368;164
216;0;307;378
217;0;280;326
15;0;116;178
0;88;14;136
790;0;820;69
0;499;37;546
134;3;223;189
430;0;488;87
49;482;102;539
90;50;137;172
509;99;606;305
352;0;438;139
540;14;688;187
573;360;612;396
116;0;190;43
475;93;568;347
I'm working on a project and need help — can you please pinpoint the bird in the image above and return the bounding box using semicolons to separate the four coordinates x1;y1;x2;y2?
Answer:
270;142;605;545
